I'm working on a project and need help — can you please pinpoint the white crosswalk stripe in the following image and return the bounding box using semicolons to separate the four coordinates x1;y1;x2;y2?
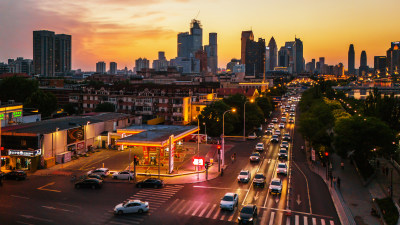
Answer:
191;202;204;216
304;216;308;225
269;211;275;225
321;219;326;225
295;215;299;225
205;204;217;218
312;217;317;225
330;221;334;225
198;202;210;217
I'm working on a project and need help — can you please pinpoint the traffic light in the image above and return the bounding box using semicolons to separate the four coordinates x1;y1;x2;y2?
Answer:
134;155;138;165
325;152;329;157
217;145;221;155
205;162;209;169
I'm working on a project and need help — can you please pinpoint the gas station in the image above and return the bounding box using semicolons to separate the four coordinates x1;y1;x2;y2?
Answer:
116;125;199;174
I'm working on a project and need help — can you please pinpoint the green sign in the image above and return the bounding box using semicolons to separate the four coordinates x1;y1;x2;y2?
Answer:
0;113;3;120
13;111;22;118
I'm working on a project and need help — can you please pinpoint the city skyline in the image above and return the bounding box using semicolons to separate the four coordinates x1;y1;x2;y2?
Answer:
1;0;400;71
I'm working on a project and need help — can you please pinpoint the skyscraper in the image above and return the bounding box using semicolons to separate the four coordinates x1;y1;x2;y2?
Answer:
96;61;106;74
294;38;304;74
152;51;169;71
374;56;387;76
55;34;71;74
348;44;355;75
387;42;400;75
319;57;325;73
359;50;368;76
135;58;149;72
278;47;289;67
33;30;55;76
268;37;278;71
245;38;266;78
109;62;117;74
177;20;203;58
241;31;254;65
204;33;218;74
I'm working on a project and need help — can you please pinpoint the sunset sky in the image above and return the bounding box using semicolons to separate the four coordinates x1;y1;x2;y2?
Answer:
1;0;400;71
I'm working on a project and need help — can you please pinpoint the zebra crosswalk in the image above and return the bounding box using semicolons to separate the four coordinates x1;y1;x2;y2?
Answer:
92;185;184;225
164;198;337;225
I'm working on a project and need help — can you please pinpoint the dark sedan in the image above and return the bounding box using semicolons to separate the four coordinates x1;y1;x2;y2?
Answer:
75;178;103;189
136;178;164;188
238;204;258;224
3;170;27;180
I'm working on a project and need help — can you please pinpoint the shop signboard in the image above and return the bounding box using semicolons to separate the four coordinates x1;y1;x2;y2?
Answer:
8;149;41;157
67;144;76;152
77;142;85;153
169;135;174;174
67;127;84;144
192;157;205;166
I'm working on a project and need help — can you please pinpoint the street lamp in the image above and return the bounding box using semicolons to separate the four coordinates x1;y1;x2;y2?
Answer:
85;121;90;153
222;108;236;171
244;99;254;141
203;122;207;144
193;116;200;180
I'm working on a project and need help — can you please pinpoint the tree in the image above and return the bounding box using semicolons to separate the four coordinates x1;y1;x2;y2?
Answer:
256;95;273;118
199;100;238;137
63;103;77;115
95;102;115;112
0;76;39;103
25;90;57;118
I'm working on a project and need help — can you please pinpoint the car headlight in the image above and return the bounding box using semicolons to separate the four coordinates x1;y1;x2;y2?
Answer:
238;217;241;220
249;218;253;221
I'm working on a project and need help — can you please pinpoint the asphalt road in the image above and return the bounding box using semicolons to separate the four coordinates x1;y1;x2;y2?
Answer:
0;98;340;225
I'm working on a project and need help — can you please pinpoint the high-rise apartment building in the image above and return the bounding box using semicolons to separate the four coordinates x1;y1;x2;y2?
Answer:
152;51;169;71
33;30;55;77
241;31;254;65
96;61;106;74
359;50;368;76
374;56;387;76
294;38;304;74
135;58;150;73
177;20;203;58
110;62;117;74
387;42;400;75
55;34;71;74
245;38;266;78
204;33;218;74
348;44;355;75
268;37;278;71
8;57;33;75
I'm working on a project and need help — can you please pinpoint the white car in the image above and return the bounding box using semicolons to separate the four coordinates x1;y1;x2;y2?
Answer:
87;168;110;177
278;149;288;159
249;152;261;162
112;171;134;180
280;141;289;150
247;133;257;140
289;112;295;117
268;123;275;128
277;163;288;175
220;193;239;211
281;117;287;123
255;143;264;151
114;200;149;215
237;170;251;183
279;123;285;129
272;118;278;123
269;178;282;195
274;130;281;136
271;135;279;143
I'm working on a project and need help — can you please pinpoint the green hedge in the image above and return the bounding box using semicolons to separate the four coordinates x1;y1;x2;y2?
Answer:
376;197;399;225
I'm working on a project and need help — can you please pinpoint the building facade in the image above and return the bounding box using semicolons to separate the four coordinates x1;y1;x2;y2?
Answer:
135;58;149;73
348;44;355;75
241;31;254;65
268;37;278;71
205;33;218;74
359;50;368;76
387;42;400;75
96;61;106;74
294;38;304;74
245;38;266;78
110;62;117;75
33;30;55;77
55;34;71;75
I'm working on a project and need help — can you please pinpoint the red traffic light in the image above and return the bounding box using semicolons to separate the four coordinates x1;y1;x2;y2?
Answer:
217;145;221;150
325;152;329;157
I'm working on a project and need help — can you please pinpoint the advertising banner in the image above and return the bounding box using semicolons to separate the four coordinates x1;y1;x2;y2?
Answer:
169;135;175;174
67;127;84;144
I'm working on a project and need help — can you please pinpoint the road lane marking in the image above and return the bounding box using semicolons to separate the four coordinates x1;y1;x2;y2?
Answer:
295;215;299;225
286;217;290;225
57;203;81;208
321;219;326;225
228;208;236;221
79;155;111;170
16;221;33;225
219;212;226;220
330;220;335;225
193;185;248;191
170;199;185;213
198;202;210;217
212;208;220;220
184;201;197;215
191;202;203;216
205;204;217;218
264;159;279;207
242;156;265;206
20;215;53;223
37;182;61;193
269;211;275;225
10;195;30;199
304;216;308;225
312;217;317;225
165;199;179;212
293;161;312;213
178;200;190;214
42;205;73;212
260;210;268;225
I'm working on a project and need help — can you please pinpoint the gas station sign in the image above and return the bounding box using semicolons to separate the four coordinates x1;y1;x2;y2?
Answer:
193;157;205;166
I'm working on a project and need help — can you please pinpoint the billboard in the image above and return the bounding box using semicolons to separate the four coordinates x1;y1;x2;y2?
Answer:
67;127;84;144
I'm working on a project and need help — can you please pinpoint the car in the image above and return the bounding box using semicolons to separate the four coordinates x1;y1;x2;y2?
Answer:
238;204;258;224
255;143;264;151
3;170;27;180
288;118;295;123
270;135;279;143
281;117;287;123
271;118;278;123
280;105;285;109
290;107;295;112
277;163;288;175
220;193;239;211
274;130;281;136
265;128;273;135
247;133;257;140
87;174;103;180
278;149;288;159
289;112;295;117
87;168;110;177
75;178;103;189
269;178;282;195
249;152;261;162
113;171;134;180
237;170;251;183
114;200;149;215
291;104;296;107
278;123;285;129
283;133;291;141
285;108;289;112
286;105;291;109
280;141;289;150
268;123;275;128
253;173;266;187
136;178;164;188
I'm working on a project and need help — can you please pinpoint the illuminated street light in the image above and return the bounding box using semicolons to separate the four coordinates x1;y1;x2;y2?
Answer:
244;99;254;141
221;108;236;172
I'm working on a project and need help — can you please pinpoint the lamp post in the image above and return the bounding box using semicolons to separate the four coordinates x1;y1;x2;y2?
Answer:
203;122;207;144
222;108;236;170
85;121;90;152
196;117;200;180
243;99;254;141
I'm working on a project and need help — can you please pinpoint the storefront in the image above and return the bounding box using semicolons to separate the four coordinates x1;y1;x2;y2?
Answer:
6;149;41;171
